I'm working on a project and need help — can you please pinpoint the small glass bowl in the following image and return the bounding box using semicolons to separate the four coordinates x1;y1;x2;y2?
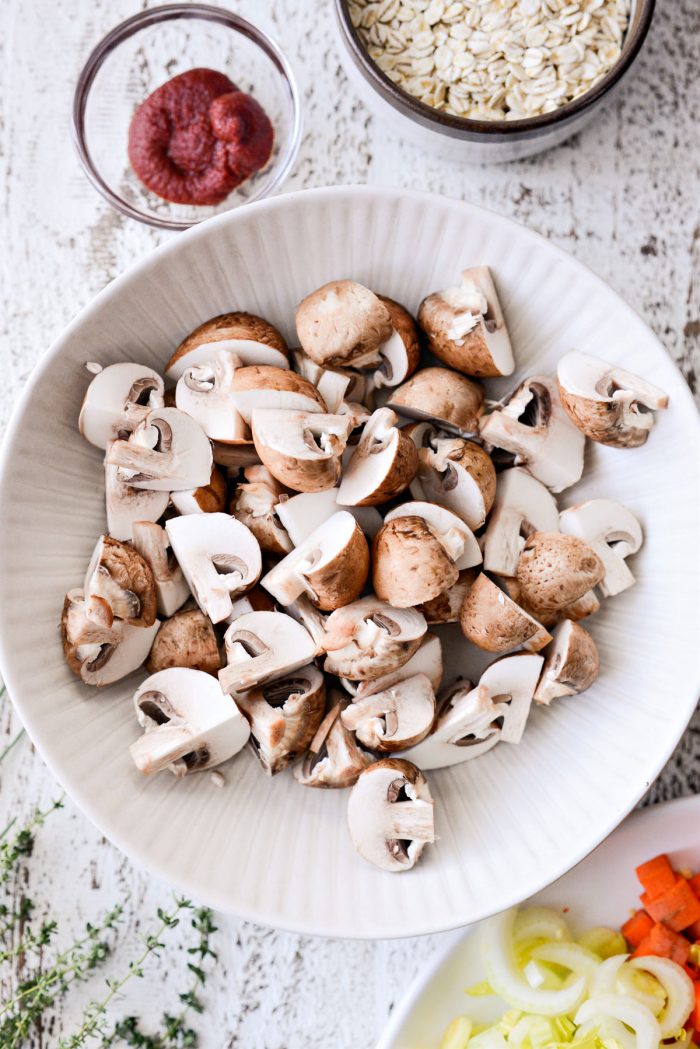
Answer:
73;4;302;230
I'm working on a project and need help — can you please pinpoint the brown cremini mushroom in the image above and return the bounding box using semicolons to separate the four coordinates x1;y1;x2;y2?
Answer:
295;280;394;368
131;521;190;618
347;759;435;872
459;573;552;654
146;608;221;675
231;365;327;424
372;516;459;608
387;367;484;436
61;589;159;686
412;430;497;530
323;597;427;679
79;362;165;450
107;407;213;492
535;620;600;705
170;465;228;515
337;407;418;506
165;312;289;380
251;409;352;493
219;611;317;694
84;535;157;628
293;694;375;788
236;665;326;774
341;673;436;752
516;532;605;615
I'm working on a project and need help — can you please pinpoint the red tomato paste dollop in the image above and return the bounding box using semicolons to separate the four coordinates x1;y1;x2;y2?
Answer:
128;68;274;206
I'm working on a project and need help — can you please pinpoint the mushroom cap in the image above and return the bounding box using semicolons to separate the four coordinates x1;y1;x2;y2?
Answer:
557;350;669;448
107;407;213;492
459;573;552;654
416;436;497;530
165;512;262;623
347;758;435;872
293;696;374;788
231;365;326;425
383;500;482;571
341;673;436;752
165;312;289;380
219;610;317;694
170;465;228;515
482;467;560;577
104;456;169;542
516;532;605;614
323;597;427;679
295;280;393;367
236;665;326;774
84;534;157;628
175;350;249;443
61;588;122;676
261;510;370;611
372;516;459;608
251;409;352;493
130;667;250;777
146;608;221;675
559;498;643;598
275;488;383;546
230;478;293;556
79;362;165;450
62;590;160;686
417;568;477;624
418;267;514;378
349;632;443;699
479;375;585;493
387;367;484;436
371;295;421;389
336;407;418;507
535;619;600;704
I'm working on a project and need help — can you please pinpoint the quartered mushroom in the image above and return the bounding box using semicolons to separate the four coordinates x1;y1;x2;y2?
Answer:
384;501;482;567
557;350;669;448
295;279;395;368
170;465;228;515
261;511;370;611
132;521;190;617
165;311;289;380
251;409;352;493
459;573;552;653
104;452;169;541
479;375;585;493
535;620;600;705
129;668;249;777
292;352;368;411
236;665;326;774
411;429;497;530
61;589;159;686
347;759;435;872
107;407;213;491
224;587;277;626
482;467;560;577
418;266;514;378
79;362;165;449
165;512;262;623
336;407;418;506
293;694;374;788
516;532;605;616
418;569;477;624
347;632;443;698
559;498;643;597
370;295;421;389
502;574;600;628
218;611;317;695
373;516;460;608
275;487;383;546
323;597;427;680
175;350;248;443
230;470;292;556
230;365;326;425
146;608;221;675
84;534;157;628
285;595;328;652
387;367;484;437
341;673;435;752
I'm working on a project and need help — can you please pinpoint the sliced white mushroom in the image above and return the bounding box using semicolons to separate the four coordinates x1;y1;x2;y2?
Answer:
107;407;213;492
251;409;352;493
293;694;374;788
460;573;552;654
218;611;317;694
169;465;228;515
557;351;669;448
83;534;157;628
337;408;418;507
129;668;249;777
230;475;292;556
559;499;643;597
323;597;427;680
131;521;190;618
482;468;560;577
418;267;514;378
400;680;501;769
236;665;326;774
480;376;585;493
347;759;435;872
165;312;289;380
341;673;436;752
104;453;169;541
261;511;369;611
79;362;165;450
347;633;443;698
295;280;394;368
146;608;220;675
387;367;484;438
61;589;159;686
175;350;248;443
535;620;600;705
516;532;604;615
165;513;262;623
412;432;497;530
230;366;326;426
275;488;382;545
383;501;482;570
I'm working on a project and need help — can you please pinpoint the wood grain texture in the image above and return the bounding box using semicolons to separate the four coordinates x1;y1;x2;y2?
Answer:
0;0;698;1045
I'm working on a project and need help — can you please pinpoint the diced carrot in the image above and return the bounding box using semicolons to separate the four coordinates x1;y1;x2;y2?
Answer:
641;879;700;932
690;873;700;898
688;919;700;941
636;854;678;899
632;922;691;965
622;909;655;948
692;982;700;1032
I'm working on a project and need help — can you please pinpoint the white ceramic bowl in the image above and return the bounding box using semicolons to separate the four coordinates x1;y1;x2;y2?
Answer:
378;794;700;1048
0;186;698;938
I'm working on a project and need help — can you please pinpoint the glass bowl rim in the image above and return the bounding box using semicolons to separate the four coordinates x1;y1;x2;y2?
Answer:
72;2;303;231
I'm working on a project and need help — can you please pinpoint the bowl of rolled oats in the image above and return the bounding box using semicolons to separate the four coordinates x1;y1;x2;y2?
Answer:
335;0;654;162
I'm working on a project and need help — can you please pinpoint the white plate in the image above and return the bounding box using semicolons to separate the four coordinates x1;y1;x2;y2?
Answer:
0;186;698;938
378;793;700;1049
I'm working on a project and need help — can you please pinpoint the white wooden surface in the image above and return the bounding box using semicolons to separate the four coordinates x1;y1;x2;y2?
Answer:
0;1;698;1046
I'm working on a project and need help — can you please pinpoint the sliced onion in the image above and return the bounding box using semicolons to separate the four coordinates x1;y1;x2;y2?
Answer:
617;965;666;1016
513;907;572;944
574;994;661;1049
507;1015;553;1047
575;1016;636;1049
590;954;628;997
482;910;587;1017
630;956;695;1037
531;942;601;981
